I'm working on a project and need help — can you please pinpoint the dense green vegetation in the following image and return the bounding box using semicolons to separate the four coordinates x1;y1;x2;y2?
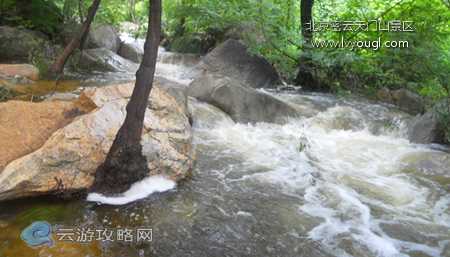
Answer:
1;0;449;139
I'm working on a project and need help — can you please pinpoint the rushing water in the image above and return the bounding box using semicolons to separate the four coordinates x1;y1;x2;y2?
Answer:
0;45;449;257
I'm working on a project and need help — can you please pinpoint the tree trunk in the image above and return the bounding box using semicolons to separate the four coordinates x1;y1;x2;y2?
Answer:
300;0;314;42
48;0;101;79
296;0;326;91
88;0;162;196
130;0;137;24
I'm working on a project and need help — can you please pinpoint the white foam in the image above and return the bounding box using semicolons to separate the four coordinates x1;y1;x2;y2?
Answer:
236;211;253;217
87;176;176;205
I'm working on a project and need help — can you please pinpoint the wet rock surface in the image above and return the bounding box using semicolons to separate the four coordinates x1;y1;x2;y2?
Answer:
189;74;299;124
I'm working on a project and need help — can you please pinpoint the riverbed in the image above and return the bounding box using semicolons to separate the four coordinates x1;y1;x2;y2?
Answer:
0;46;449;257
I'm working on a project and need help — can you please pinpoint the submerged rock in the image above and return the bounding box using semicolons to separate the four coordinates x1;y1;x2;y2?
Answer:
0;64;40;81
73;48;138;72
189;74;299;124
0;83;195;201
85;23;122;53
401;152;450;185
190;39;281;89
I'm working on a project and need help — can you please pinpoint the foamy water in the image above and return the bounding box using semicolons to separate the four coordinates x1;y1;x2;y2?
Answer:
190;92;450;257
87;176;176;205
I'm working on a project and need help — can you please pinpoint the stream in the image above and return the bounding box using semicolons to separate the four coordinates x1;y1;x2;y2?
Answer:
0;44;449;257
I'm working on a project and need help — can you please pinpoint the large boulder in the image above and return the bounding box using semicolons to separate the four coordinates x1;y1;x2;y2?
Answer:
73;48;138;72
118;42;144;63
188;74;299;124
0;100;85;173
85;23;122;53
377;88;424;114
0;83;195;201
0;64;40;81
190;39;281;89
0;26;48;62
408;99;449;144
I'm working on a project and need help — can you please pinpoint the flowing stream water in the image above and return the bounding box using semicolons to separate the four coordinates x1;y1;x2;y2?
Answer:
0;45;449;257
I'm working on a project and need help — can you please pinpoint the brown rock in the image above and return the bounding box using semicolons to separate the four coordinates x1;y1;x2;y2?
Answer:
0;64;40;81
0;83;195;201
0;101;80;173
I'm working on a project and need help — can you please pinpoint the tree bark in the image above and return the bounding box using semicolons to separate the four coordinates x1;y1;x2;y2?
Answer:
300;0;314;42
88;0;162;196
130;0;137;24
295;0;327;91
48;0;101;79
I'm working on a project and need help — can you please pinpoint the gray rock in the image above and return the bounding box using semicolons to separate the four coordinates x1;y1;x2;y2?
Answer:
393;89;424;114
85;23;122;53
118;42;143;63
0;26;48;62
188;74;299;124
377;87;424;114
379;223;432;244
408;99;448;144
154;76;188;116
73;48;138;72
191;39;281;89
377;87;394;103
410;153;450;178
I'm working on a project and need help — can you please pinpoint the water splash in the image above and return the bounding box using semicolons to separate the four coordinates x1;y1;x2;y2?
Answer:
87;176;176;205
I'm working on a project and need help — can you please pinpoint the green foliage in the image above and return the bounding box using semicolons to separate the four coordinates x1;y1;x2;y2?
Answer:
382;116;402;134
93;0;149;27
27;38;56;76
131;23;148;40
303;0;450;97
0;78;23;102
298;134;310;152
1;0;63;34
